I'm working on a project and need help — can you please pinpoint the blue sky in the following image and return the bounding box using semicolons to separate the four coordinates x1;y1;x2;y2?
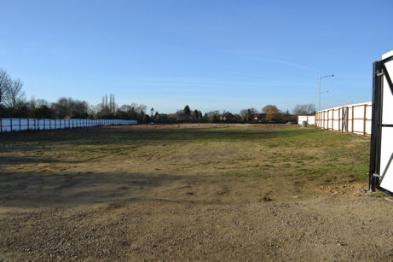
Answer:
1;0;392;113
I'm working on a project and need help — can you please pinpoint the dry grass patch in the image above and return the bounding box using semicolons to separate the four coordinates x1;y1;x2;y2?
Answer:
2;124;388;261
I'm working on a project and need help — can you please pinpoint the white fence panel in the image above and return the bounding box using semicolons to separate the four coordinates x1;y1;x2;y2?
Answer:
297;115;315;125
316;102;372;135
0;118;137;133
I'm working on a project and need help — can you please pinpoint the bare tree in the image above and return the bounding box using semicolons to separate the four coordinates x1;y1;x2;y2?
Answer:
293;104;316;115
240;108;257;122
0;69;11;107
206;110;220;123
109;94;116;114
6;78;25;109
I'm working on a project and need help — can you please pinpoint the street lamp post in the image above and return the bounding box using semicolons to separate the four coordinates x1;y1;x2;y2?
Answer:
318;74;335;111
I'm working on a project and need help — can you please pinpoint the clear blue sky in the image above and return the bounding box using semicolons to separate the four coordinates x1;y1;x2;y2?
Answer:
1;0;392;113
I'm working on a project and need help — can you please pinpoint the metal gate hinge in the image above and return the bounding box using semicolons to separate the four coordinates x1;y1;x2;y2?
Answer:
373;173;381;179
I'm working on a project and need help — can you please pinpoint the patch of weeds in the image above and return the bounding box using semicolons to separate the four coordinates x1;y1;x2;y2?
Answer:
223;169;265;177
368;192;387;198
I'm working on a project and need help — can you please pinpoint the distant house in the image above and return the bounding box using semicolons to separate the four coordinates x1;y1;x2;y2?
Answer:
220;112;242;123
254;113;297;124
254;113;266;122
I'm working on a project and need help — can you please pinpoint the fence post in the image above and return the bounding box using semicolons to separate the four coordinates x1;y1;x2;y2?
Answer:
339;108;341;132
327;110;329;129
351;106;354;133
10;118;13;132
363;104;367;135
340;108;343;132
333;109;335;130
326;110;330;129
338;108;341;132
326;111;327;129
340;108;342;132
326;110;328;129
345;107;348;132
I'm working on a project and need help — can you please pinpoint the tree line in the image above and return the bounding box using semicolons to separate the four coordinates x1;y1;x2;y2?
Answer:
0;68;316;123
0;69;149;122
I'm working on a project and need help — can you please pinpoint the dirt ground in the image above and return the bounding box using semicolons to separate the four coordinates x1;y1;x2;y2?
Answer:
0;124;392;261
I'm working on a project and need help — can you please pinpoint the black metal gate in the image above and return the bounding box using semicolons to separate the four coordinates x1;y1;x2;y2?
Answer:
369;53;393;193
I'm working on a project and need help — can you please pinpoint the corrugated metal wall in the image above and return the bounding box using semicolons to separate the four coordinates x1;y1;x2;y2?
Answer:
0;118;137;133
315;102;372;135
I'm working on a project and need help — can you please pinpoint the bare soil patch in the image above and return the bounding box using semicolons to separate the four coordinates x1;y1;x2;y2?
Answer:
0;124;391;261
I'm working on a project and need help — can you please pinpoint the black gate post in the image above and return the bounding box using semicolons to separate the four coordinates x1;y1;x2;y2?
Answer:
369;61;383;192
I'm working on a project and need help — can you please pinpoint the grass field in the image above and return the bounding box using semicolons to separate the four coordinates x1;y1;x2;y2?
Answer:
1;124;392;261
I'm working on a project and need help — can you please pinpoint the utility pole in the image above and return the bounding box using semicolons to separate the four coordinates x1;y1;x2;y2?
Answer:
318;74;335;111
